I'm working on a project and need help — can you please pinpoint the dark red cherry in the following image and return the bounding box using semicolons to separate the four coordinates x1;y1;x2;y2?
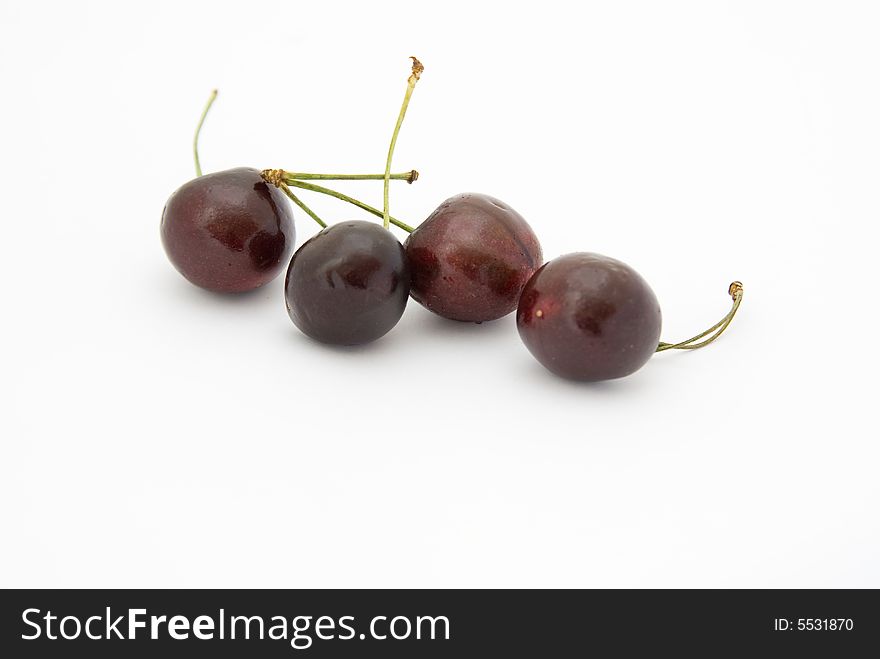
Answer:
161;167;295;293
517;253;662;381
285;221;410;345
405;193;542;322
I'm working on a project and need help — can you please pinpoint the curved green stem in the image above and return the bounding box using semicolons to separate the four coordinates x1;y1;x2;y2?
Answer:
193;90;218;177
656;282;744;352
286;179;415;233
284;171;418;183
278;183;327;228
383;57;423;229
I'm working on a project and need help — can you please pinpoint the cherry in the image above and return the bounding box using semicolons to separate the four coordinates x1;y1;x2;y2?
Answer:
405;193;543;322
161;167;294;293
517;252;743;381
517;253;660;380
160;91;294;293
284;221;410;345
274;58;424;346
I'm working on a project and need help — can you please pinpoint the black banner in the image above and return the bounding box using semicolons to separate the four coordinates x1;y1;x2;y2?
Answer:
1;589;877;657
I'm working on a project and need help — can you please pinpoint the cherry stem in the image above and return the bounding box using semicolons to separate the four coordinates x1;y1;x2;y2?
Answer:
261;169;415;232
284;171;419;183
383;57;424;229
287;178;415;233
656;282;744;352
277;183;327;228
193;89;218;177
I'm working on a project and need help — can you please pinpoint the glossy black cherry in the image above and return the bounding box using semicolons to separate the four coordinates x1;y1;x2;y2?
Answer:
285;221;410;345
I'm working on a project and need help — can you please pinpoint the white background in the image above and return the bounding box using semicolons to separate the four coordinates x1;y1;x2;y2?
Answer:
2;1;878;588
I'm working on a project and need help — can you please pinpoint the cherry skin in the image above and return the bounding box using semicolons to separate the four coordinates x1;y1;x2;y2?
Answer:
517;253;662;381
405;193;542;322
161;167;294;293
285;221;410;345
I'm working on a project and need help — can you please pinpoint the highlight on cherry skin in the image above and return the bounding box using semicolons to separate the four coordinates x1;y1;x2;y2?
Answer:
405;193;543;323
285;221;411;346
516;252;743;382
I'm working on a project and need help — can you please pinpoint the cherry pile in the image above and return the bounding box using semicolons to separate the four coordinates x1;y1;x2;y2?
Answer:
160;58;743;382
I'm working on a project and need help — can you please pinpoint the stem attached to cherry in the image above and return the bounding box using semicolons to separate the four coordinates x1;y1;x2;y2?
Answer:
284;171;419;183
277;184;327;228
383;57;424;229
288;178;416;233
656;282;744;352
193;90;218;177
261;169;416;232
192;80;422;233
